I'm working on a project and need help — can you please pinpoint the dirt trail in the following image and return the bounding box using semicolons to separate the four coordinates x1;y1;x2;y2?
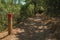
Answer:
0;14;59;40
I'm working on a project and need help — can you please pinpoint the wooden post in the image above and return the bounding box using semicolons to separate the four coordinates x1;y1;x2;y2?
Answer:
8;13;13;35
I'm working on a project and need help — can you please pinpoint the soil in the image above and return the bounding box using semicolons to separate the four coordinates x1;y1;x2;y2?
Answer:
0;14;60;40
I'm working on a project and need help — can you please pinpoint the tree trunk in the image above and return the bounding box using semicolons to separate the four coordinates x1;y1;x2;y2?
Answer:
33;1;37;15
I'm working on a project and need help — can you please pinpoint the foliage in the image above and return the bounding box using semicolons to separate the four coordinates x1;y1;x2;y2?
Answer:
0;0;21;32
0;0;60;32
43;0;60;17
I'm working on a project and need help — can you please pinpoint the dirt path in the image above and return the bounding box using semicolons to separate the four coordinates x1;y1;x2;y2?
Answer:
0;14;59;40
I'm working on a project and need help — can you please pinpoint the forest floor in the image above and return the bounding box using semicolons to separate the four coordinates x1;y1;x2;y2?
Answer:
0;13;60;40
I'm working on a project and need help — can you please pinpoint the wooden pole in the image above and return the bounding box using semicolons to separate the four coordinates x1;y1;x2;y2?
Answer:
8;13;13;35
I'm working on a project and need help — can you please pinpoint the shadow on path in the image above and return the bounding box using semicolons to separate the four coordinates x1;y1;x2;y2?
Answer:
15;18;57;40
